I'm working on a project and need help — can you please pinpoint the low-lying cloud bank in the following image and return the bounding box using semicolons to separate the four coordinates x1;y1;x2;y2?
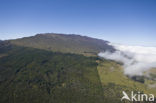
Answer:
98;43;156;76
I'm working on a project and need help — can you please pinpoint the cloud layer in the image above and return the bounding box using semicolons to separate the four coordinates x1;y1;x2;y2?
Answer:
98;43;156;76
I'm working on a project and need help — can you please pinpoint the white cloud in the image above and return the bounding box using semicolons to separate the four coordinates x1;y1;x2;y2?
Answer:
98;43;156;76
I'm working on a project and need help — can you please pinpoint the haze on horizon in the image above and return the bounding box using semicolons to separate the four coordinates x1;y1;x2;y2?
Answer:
0;0;156;46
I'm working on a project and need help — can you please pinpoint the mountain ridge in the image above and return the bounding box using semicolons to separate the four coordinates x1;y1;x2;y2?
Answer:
9;33;115;56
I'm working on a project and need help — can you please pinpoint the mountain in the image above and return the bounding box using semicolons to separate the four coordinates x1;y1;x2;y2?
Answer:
0;34;156;103
0;34;112;103
9;33;115;56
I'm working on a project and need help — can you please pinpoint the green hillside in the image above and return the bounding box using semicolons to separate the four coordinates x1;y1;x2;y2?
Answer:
0;44;104;103
9;33;115;56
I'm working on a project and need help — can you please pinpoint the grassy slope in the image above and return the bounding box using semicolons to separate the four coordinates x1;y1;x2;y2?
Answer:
97;59;156;102
0;45;104;103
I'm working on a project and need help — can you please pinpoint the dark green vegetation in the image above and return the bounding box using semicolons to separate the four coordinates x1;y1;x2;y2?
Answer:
0;44;104;103
0;34;156;103
10;33;115;56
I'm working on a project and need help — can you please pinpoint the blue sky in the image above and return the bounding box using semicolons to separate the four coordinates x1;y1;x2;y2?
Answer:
0;0;156;46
